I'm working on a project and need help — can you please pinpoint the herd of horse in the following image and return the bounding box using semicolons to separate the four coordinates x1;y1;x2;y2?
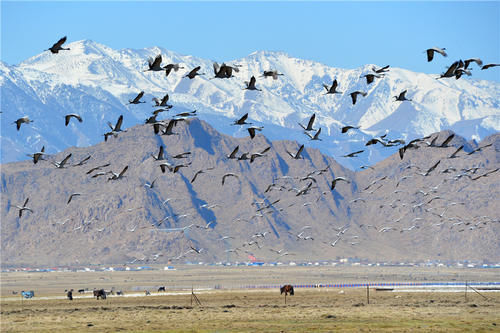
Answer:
65;285;295;300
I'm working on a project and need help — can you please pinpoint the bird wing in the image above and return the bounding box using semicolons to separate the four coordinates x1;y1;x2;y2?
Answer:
426;160;440;174
482;64;500;70
52;36;67;49
323;84;329;92
449;145;464;158
249;76;257;88
440;134;454;147
119;166;129;177
296;144;305;158
260;146;271;154
313;128;321;139
191;170;203;183
161;94;169;105
115;115;124;131
60;153;72;166
426;49;434;62
332;79;338;91
238;113;249;124
23;198;29;207
306;114;316;130
350;92;358;105
247;127;256;139
213;62;220;75
152;55;162;68
228;146;239;159
65;115;70;126
191;66;201;75
133;91;144;103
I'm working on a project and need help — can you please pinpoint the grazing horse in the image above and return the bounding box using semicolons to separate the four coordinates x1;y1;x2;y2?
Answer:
116;290;124;296
158;286;166;292
280;285;294;296
78;289;85;294
93;289;106;300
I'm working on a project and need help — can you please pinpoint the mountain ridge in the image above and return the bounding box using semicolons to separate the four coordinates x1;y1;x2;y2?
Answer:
1;118;498;267
1;39;499;170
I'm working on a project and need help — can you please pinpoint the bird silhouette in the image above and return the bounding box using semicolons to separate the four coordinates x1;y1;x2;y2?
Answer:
323;79;342;94
128;91;146;104
27;146;46;164
14;198;33;218
360;73;383;84
212;62;239;79
261;70;284;80
330;177;350;190
463;58;483;70
350;91;367;105
243;76;262;91
247;126;263;139
184;66;205;79
152;94;172;108
108;166;129;180
341;125;360;133
425;47;447;62
48;36;70;53
164;63;184;77
144;54;163;72
298;114;316;131
151;146;165;161
222;173;239;186
393;90;412;102
286;144;305;159
481;63;500;70
372;65;390;73
233;113;252;125
342;150;364;158
305;128;322;141
65;114;82;126
67;193;82;204
13;116;34;131
51;153;72;168
226;146;239;159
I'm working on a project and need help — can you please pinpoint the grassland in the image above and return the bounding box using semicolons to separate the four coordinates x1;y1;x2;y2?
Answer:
1;266;499;332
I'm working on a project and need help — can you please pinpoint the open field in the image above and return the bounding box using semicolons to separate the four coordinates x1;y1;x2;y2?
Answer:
2;289;500;332
2;265;500;296
1;266;500;332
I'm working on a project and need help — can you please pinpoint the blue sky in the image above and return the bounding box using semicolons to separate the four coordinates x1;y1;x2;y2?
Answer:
2;1;499;82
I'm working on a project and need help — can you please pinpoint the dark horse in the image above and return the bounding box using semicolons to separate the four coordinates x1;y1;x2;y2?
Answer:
158;286;166;292
93;289;106;300
280;285;294;296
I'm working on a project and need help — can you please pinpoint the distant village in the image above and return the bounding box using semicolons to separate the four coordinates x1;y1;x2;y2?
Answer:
3;258;500;273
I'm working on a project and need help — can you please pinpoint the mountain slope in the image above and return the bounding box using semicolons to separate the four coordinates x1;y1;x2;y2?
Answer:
1;119;498;267
1;40;499;169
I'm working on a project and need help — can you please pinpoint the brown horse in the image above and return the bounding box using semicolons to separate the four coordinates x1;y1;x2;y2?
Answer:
280;285;294;296
93;289;106;300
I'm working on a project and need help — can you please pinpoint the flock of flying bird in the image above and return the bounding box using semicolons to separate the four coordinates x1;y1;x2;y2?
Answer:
8;36;500;264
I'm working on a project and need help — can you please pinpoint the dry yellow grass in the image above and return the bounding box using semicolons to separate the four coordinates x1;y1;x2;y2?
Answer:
1;266;499;332
2;289;500;332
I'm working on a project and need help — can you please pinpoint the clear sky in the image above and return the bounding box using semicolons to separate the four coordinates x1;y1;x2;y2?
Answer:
1;1;499;82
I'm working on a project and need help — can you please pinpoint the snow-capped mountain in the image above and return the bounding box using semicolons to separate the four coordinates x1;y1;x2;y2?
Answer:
1;40;499;168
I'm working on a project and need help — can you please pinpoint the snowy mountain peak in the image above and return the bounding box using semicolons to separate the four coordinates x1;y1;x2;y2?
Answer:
2;40;499;168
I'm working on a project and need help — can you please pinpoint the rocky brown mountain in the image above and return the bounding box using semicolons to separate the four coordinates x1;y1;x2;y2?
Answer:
1;119;498;267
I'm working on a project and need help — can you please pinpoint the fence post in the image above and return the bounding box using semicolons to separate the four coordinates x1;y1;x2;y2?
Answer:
367;285;370;305
465;281;467;302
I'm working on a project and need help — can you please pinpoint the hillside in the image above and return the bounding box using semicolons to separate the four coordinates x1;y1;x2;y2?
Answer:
1;119;498;267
